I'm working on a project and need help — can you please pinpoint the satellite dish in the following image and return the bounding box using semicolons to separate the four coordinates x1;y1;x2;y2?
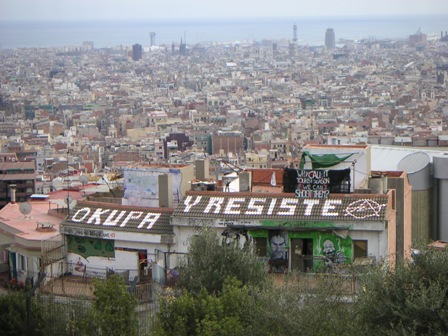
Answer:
19;202;32;216
79;175;89;186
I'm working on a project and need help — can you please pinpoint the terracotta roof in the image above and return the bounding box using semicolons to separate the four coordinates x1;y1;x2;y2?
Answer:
0;174;35;181
61;201;174;236
175;191;390;222
0;162;35;169
245;168;284;186
0;201;62;243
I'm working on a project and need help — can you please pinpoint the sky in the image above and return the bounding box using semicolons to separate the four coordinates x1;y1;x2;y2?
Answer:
1;0;448;21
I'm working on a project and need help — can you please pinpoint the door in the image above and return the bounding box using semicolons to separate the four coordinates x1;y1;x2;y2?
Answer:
291;239;314;272
291;239;304;272
303;239;314;271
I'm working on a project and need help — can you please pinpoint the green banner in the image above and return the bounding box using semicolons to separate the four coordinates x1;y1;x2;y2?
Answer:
67;235;115;259
300;151;353;169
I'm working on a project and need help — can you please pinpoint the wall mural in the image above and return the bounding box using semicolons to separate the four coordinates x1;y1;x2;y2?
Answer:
249;229;353;272
316;235;352;271
123;167;182;207
67;235;115;259
269;231;289;272
221;228;252;248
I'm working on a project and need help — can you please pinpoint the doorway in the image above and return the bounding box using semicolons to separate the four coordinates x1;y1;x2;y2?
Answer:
291;238;314;272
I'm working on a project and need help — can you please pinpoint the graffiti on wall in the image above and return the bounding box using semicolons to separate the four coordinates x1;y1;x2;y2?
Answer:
221;228;252;248
67;235;115;259
316;235;351;271
322;239;345;264
180;195;388;220
123;167;182;207
269;231;288;272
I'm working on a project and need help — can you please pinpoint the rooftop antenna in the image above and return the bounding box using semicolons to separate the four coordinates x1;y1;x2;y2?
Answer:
65;195;77;216
66;149;71;214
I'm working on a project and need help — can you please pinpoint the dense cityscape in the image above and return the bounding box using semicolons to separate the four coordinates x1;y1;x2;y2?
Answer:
1;11;448;335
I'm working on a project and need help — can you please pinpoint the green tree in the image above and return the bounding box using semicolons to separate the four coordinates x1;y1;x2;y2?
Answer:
154;277;261;336
176;228;267;295
0;291;44;336
355;248;448;336
248;273;361;336
155;228;361;336
154;228;271;335
79;274;138;336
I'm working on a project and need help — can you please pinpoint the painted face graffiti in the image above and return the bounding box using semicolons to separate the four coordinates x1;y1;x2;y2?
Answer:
323;239;336;259
270;235;287;260
322;239;345;264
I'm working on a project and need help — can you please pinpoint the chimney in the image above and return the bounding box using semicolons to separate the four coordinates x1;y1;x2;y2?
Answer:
195;159;210;180
369;174;387;194
239;171;252;192
9;184;17;204
158;174;173;208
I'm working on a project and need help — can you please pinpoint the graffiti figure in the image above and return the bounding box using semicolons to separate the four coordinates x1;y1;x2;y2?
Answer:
322;239;345;271
221;229;251;248
74;257;85;272
270;234;287;260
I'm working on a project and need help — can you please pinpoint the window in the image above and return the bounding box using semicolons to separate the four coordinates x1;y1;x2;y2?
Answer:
353;240;368;259
253;237;267;258
18;254;27;272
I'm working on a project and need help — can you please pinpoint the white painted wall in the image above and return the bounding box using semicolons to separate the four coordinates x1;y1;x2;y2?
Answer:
67;250;138;279
302;145;371;191
349;229;389;261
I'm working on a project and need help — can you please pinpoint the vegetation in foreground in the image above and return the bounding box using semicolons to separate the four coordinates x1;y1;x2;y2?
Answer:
154;229;448;336
0;230;447;335
0;274;138;336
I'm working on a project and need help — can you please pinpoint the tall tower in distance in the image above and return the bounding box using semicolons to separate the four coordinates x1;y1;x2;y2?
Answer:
325;28;336;49
292;24;298;45
289;24;298;59
150;32;156;46
132;43;143;61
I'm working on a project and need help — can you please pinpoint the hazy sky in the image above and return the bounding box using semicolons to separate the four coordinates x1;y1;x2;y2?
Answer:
1;0;447;21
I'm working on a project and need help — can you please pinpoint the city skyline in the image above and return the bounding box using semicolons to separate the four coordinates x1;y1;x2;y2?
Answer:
1;0;448;21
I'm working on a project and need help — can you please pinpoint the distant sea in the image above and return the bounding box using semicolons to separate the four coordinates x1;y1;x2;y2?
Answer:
0;15;448;49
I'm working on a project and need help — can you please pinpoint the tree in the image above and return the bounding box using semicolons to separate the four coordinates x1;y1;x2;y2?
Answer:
155;228;360;336
154;277;261;336
78;274;138;336
154;228;271;335
0;291;44;336
176;228;267;295
355;247;448;336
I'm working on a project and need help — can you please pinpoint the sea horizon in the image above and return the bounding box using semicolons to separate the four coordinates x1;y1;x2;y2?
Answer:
1;14;447;49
